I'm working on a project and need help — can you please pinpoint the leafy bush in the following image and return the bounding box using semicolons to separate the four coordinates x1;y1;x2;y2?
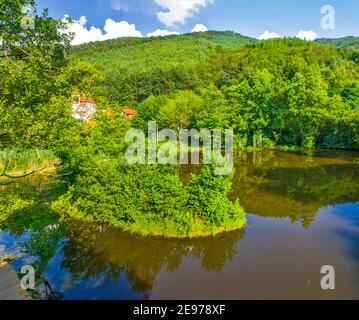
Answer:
188;165;245;227
53;154;245;238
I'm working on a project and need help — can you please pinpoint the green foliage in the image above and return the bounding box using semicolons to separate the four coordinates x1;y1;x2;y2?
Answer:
118;37;359;150
131;95;168;132
0;0;71;65
208;39;359;149
0;149;58;172
0;1;105;149
53;161;245;237
156;90;202;132
70;31;254;104
194;87;230;130
53;113;245;237
134;88;229;133
2;3;358;240
316;36;359;50
0;175;66;236
188;165;245;227
53;162;186;229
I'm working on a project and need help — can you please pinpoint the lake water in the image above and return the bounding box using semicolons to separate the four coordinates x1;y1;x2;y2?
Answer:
1;150;358;299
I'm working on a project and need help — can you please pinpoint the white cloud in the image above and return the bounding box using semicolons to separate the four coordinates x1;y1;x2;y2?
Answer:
258;30;281;40
102;19;142;39
154;0;213;27
147;29;180;37
296;30;318;41
64;16;142;45
191;23;208;33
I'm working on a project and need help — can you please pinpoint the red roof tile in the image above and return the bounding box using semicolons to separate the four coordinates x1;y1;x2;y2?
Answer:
79;97;96;104
123;106;137;116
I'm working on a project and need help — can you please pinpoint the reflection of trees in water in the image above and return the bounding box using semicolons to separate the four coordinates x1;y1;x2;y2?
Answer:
0;175;67;273
0;175;70;299
2;150;358;297
61;221;245;297
0;175;68;237
232;150;359;228
179;150;359;228
1;170;245;298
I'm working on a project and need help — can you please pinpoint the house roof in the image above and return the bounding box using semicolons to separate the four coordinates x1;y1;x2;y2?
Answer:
70;91;96;105
123;106;137;116
79;96;96;104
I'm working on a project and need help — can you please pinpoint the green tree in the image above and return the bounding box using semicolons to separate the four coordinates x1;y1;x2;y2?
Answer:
188;165;245;228
157;90;202;132
194;87;229;130
0;0;78;148
286;70;330;147
132;95;168;132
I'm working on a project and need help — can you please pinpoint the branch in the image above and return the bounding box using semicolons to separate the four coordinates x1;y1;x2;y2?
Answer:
0;161;51;179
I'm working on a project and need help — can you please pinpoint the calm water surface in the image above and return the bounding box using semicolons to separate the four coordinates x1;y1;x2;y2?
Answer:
1;150;358;299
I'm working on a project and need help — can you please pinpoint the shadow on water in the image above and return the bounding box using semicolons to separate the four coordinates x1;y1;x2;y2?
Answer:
0;174;70;298
60;221;245;298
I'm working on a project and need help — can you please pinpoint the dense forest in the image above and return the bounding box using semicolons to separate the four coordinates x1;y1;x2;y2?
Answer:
1;0;358;238
69;31;359;150
70;31;254;103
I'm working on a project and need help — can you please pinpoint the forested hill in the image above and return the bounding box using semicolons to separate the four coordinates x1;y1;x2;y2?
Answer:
70;31;254;72
316;36;359;49
70;31;255;56
69;31;255;103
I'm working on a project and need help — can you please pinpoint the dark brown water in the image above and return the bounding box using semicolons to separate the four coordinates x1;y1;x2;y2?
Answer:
1;150;359;299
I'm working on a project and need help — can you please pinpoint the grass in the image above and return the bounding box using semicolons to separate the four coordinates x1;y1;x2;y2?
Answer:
53;201;246;239
122;217;246;239
0;149;59;175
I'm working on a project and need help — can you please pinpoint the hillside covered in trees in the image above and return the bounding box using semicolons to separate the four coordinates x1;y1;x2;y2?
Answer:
70;31;254;103
316;36;359;50
70;32;359;150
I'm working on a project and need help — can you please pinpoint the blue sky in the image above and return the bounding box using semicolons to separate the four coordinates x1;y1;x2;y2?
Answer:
36;0;359;44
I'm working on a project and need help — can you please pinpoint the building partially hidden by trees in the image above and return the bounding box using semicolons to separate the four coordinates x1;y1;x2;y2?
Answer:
71;92;97;121
122;106;137;119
